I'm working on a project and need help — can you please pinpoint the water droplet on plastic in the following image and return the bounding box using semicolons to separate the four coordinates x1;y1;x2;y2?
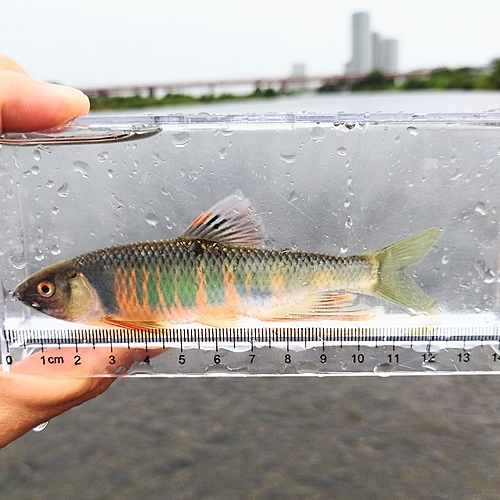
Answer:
407;126;418;136
374;363;394;376
52;206;59;215
31;165;40;175
219;147;227;160
340;245;348;254
279;152;296;164
33;149;41;162
107;169;114;178
287;190;299;203
32;421;49;432
344;200;351;209
9;255;27;270
46;179;54;188
345;216;353;229
475;202;487;216
422;360;437;371
394;135;401;144
474;259;495;284
346;176;353;186
50;244;61;255
310;126;326;143
34;248;45;261
73;160;89;178
57;183;69;197
6;189;14;199
337;147;347;156
145;213;159;227
171;131;191;147
97;151;109;162
441;255;449;265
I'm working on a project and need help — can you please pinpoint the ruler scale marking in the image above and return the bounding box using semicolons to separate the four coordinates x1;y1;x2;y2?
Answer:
4;322;500;376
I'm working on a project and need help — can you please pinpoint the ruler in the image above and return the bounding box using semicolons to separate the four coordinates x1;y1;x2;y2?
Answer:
3;315;500;377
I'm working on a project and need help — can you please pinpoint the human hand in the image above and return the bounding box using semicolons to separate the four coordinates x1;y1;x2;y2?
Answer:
0;53;89;134
0;54;146;448
0;347;151;448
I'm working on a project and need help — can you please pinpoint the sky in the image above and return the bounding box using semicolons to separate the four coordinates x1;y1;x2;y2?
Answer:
1;0;499;90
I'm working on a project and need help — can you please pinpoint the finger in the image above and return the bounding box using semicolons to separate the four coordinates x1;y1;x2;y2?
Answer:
0;53;31;75
0;71;90;134
10;346;159;377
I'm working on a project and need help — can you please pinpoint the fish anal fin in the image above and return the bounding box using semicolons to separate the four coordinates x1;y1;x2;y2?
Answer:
103;316;170;332
194;316;242;329
181;192;264;247
261;292;377;321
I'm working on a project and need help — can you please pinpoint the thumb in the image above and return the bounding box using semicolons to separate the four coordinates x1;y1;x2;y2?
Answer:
0;55;89;134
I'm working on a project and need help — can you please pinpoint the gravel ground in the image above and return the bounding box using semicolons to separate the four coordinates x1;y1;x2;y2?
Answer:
2;375;500;500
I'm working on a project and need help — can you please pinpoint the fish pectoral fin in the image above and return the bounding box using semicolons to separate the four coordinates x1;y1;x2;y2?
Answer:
180;191;264;247
103;316;170;332
261;292;378;321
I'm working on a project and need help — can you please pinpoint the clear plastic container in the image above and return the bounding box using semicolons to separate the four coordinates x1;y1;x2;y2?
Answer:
1;113;500;376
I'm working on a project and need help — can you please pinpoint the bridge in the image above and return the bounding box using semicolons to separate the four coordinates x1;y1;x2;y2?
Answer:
80;70;430;98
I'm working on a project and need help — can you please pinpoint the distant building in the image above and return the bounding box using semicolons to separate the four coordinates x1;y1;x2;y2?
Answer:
290;63;307;91
372;32;384;71
346;12;398;75
346;12;372;75
291;63;306;79
382;39;398;74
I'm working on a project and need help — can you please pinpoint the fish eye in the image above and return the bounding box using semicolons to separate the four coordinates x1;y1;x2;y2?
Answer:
37;281;55;298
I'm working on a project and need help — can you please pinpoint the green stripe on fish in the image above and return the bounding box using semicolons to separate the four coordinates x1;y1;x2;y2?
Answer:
176;262;199;308
159;266;176;310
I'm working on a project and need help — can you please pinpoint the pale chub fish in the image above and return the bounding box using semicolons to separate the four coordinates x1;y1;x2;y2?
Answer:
14;193;441;330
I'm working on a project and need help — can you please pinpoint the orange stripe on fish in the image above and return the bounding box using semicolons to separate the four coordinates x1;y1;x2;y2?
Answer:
155;266;169;315
141;266;153;316
223;268;241;315
114;267;130;314
245;271;252;299
195;263;208;311
269;261;286;291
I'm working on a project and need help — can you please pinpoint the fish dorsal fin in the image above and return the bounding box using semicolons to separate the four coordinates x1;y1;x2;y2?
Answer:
181;192;264;247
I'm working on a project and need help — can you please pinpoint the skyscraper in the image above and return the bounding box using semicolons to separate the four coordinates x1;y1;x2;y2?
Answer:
347;12;372;75
345;12;398;75
382;39;398;74
372;32;384;71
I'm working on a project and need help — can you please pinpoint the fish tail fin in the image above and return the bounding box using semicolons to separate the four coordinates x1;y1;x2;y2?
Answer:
369;227;442;313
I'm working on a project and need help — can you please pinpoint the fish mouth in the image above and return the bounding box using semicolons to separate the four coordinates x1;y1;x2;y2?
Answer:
12;285;39;308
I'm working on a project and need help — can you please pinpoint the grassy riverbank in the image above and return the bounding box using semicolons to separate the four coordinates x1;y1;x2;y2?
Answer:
89;86;279;110
89;60;500;110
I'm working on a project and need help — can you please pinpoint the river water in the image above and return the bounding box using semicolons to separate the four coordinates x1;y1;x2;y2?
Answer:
3;91;500;500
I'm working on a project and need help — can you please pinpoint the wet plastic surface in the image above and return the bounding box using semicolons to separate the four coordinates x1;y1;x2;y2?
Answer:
1;113;500;376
